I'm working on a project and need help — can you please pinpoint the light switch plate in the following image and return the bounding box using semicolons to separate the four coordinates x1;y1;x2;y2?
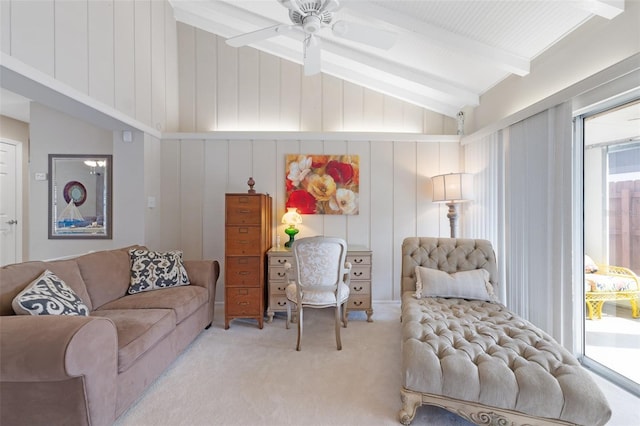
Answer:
35;172;47;181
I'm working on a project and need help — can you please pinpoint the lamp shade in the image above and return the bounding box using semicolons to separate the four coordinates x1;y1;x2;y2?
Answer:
431;173;473;203
282;207;302;226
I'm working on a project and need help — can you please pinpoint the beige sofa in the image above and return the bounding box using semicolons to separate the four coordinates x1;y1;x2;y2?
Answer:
0;246;219;426
399;237;611;426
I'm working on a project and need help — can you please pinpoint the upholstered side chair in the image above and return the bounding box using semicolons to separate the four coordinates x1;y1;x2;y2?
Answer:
284;236;351;351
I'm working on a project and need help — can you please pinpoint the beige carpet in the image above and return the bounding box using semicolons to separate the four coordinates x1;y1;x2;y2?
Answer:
114;303;474;426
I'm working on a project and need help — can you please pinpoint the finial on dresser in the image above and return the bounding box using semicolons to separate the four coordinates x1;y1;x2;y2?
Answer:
247;177;256;194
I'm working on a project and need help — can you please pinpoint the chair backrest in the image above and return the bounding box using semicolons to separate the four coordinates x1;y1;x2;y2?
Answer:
291;236;348;290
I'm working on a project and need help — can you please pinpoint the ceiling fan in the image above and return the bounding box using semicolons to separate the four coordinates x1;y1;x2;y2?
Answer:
225;0;397;76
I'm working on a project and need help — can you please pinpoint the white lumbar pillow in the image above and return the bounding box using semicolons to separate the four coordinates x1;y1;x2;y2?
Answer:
415;266;498;302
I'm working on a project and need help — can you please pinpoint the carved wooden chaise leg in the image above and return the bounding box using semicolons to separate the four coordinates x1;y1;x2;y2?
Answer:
399;388;422;425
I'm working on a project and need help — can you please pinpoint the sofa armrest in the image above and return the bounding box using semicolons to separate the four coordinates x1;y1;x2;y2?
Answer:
184;260;220;324
0;315;118;426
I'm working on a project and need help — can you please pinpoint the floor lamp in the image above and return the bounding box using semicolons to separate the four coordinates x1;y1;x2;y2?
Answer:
431;173;473;238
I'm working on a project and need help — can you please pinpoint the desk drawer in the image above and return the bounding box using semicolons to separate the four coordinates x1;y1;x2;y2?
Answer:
347;254;371;266
269;255;291;267
349;281;371;296
347;295;370;310
350;266;370;281
269;267;292;281
270;281;289;294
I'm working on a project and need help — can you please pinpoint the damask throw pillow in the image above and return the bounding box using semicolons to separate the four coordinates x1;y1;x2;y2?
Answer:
12;270;90;316
128;249;190;294
414;266;498;303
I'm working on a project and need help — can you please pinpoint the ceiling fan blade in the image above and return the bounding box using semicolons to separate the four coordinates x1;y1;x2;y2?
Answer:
303;35;321;76
331;20;397;50
278;0;304;15
321;0;340;13
226;24;293;48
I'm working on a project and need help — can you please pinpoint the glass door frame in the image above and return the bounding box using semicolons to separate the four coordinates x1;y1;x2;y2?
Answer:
573;93;640;397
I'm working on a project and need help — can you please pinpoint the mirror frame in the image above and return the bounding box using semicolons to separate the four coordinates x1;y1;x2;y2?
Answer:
48;154;113;239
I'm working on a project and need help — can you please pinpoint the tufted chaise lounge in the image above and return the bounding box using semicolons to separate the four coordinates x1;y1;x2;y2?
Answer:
399;237;611;426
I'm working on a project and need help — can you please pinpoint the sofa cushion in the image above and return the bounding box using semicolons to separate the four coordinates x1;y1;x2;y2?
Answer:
12;270;90;316
128;249;190;294
76;246;142;309
96;286;208;324
91;308;175;373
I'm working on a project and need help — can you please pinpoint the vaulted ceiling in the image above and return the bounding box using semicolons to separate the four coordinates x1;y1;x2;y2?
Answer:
170;0;625;118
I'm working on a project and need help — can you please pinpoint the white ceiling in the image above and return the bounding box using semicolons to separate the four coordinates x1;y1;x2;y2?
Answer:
0;0;626;124
170;0;625;117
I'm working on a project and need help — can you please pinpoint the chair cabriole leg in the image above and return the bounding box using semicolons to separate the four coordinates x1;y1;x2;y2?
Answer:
296;306;303;351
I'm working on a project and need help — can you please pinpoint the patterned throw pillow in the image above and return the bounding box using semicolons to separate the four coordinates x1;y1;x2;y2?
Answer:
12;270;90;316
128;249;190;294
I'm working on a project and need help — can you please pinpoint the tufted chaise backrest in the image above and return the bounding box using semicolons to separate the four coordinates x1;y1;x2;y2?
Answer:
401;237;498;295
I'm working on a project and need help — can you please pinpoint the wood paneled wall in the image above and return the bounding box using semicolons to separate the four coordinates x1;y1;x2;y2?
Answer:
1;0;179;132
159;135;461;303
176;24;458;134
171;23;462;303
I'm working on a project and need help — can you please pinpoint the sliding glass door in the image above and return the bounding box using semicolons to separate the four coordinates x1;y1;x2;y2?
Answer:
582;99;640;395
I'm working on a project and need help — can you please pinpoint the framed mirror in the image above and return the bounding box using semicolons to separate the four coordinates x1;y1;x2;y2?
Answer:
48;154;112;239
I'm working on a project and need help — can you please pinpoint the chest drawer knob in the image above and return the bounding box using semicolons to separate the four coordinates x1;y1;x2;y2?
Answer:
353;271;363;277
353;286;363;292
353;258;363;264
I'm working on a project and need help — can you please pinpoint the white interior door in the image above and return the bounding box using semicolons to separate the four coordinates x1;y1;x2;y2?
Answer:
0;141;18;266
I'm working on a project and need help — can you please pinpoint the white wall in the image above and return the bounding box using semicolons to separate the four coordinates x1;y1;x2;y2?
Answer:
28;103;145;260
170;22;462;304
1;0;179;132
159;134;462;304
176;24;457;134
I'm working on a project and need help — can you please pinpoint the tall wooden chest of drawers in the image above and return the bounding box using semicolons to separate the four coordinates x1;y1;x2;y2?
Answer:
225;193;272;329
266;245;373;322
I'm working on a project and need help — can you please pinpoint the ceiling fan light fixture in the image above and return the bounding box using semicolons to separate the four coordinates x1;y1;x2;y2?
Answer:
303;15;322;34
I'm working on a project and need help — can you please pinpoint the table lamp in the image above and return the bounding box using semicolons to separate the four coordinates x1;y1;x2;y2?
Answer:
282;207;303;248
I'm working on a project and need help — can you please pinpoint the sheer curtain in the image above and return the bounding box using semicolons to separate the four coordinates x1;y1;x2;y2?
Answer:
464;102;575;347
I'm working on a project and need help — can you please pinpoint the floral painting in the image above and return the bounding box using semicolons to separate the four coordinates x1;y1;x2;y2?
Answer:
285;154;359;215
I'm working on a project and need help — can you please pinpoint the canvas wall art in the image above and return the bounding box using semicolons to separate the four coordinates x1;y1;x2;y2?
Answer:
285;154;359;215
